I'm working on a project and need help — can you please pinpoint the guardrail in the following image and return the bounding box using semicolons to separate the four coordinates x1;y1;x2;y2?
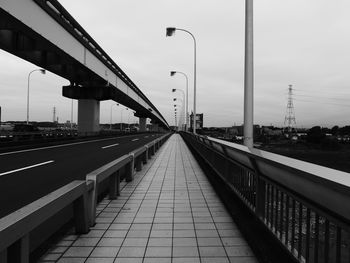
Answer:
0;133;170;262
0;180;92;263
181;132;350;263
86;133;169;226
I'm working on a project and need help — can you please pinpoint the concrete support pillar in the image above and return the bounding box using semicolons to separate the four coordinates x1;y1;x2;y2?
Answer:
78;99;100;135
139;117;147;132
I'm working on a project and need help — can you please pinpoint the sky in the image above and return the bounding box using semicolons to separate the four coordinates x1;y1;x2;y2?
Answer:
1;0;350;128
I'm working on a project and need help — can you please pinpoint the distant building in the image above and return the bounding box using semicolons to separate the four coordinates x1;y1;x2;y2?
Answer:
190;113;203;130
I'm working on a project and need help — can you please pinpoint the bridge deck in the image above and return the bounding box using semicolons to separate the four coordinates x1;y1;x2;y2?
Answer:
39;134;258;263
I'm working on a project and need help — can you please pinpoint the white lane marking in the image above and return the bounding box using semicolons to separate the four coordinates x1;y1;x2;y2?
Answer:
102;143;119;149
144;136;149;138
0;135;139;156
0;160;55;177
131;139;139;142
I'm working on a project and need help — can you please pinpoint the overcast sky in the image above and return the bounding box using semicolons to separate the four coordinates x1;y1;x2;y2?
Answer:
1;0;350;128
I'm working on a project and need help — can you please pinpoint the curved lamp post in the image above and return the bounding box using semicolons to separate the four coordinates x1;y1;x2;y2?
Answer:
171;71;189;132
27;68;46;124
166;27;197;134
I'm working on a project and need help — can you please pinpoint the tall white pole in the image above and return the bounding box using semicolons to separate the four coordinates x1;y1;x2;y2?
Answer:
244;0;254;148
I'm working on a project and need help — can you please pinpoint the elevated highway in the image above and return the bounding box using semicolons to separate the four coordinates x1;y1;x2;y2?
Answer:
0;0;168;133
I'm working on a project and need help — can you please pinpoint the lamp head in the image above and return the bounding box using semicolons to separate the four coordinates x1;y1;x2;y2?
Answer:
174;105;176;107
172;89;176;92
173;98;176;101
166;27;176;37
170;71;176;76
40;69;46;74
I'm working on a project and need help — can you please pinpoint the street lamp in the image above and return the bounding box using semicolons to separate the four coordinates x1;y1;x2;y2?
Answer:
27;68;46;124
110;103;119;130
170;71;189;132
166;27;197;133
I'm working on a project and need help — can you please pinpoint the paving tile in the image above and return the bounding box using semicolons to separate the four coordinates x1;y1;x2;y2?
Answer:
201;257;229;263
97;238;124;247
148;237;172;247
197;237;222;247
172;246;199;257
63;247;94;257
114;258;143;263
117;246;146;257
150;230;172;238
173;229;196;238
90;247;119;257
173;237;197;246
143;258;171;263
145;246;172;257
108;224;131;230
85;258;114;263
196;230;219;238
57;259;86;263
126;230;150;238
228;257;258;263
225;246;254;257
122;238;148;247
72;238;100;247
103;230;127;238
199;246;227;257
172;257;200;263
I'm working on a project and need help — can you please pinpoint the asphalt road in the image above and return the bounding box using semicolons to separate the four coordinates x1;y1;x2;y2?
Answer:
0;133;163;218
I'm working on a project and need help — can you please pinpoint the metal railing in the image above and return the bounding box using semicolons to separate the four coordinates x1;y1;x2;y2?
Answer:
0;133;170;262
181;132;350;263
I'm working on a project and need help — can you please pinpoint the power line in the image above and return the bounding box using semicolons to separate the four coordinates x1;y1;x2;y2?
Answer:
294;94;349;102
294;98;350;108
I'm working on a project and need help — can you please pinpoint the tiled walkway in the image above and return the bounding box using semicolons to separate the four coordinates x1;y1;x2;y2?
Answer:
39;134;258;263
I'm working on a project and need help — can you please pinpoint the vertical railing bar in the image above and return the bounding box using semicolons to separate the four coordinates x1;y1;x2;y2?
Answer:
271;186;275;230
275;189;279;234
298;202;303;260
305;208;311;263
285;195;290;246
324;219;330;263
291;199;296;252
336;226;341;263
314;214;319;263
279;192;284;240
267;184;271;227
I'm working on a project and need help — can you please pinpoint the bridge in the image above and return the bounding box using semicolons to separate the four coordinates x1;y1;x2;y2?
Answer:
0;0;169;134
0;1;350;263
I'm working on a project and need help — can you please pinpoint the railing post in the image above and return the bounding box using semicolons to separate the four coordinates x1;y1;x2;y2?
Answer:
86;177;97;226
109;171;120;199
136;156;142;171
250;158;266;219
7;234;29;263
256;176;266;219
143;146;148;163
73;192;89;234
0;250;7;263
125;155;134;182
